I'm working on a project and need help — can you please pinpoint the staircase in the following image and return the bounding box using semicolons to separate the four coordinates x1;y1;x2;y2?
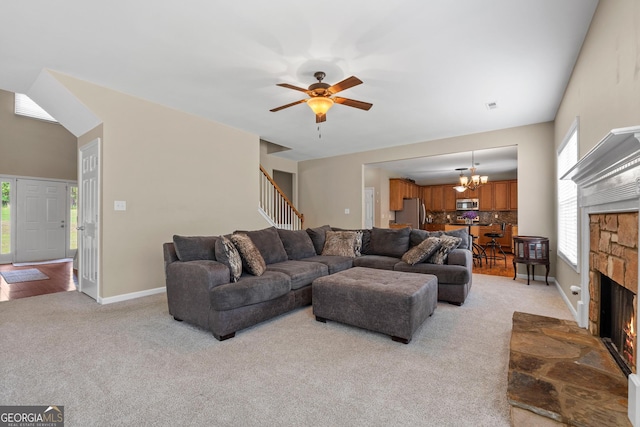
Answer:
259;166;304;230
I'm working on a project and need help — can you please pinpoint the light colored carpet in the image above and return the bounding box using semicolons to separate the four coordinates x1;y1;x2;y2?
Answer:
0;274;573;426
0;268;50;284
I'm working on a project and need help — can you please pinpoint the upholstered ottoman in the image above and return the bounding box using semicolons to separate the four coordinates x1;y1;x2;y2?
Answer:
312;267;438;343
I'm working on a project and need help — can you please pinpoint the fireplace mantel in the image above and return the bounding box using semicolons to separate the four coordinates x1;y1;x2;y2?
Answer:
564;125;640;425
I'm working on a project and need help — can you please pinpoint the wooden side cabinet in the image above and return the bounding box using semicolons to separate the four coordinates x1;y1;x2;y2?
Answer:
513;236;549;285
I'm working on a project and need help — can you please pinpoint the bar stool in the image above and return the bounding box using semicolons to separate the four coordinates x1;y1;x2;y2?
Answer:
484;223;507;267
471;235;487;267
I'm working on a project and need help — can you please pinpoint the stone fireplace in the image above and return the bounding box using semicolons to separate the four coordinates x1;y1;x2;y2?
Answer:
565;126;640;424
588;212;638;375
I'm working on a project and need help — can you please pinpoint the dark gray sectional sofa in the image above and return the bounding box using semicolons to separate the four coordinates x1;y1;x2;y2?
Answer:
163;225;473;340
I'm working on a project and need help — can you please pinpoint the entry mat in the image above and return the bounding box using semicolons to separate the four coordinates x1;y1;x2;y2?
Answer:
0;268;50;284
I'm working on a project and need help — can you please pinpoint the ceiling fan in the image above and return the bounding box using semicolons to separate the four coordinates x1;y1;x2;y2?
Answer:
270;71;373;123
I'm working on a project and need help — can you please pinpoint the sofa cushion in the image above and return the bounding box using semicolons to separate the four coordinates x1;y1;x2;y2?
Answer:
322;231;359;257
409;229;442;247
242;227;289;265
277;229;317;260
401;237;442;265
267;260;328;290
299;255;353;274
369;227;410;258
427;235;462;265
214;236;242;282
172;235;218;261
306;225;332;255
353;254;399;270
230;233;266;276
210;271;291;311
394;262;470;285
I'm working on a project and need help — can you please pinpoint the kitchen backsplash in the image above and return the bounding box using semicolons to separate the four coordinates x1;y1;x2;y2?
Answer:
424;210;517;225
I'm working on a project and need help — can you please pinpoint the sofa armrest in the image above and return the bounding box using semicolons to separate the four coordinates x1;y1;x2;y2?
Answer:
163;242;179;271
447;248;472;268
165;260;230;329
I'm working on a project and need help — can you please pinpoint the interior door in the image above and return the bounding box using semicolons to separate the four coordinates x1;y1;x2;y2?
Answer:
364;187;374;229
78;139;100;301
16;179;67;262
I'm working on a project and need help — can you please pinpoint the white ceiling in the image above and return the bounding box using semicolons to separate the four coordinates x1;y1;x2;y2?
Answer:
0;0;598;161
369;146;518;186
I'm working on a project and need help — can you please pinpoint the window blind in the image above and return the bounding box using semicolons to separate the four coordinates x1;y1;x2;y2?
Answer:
14;93;57;123
557;127;578;267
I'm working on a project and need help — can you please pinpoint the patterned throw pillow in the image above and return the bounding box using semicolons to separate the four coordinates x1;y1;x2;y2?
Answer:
214;236;243;282
401;237;442;265
321;231;358;257
230;233;266;276
427;235;462;265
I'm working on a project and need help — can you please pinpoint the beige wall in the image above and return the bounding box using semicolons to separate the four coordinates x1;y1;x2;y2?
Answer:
52;72;266;299
259;139;298;205
0;89;76;180
299;123;556;274
554;0;640;309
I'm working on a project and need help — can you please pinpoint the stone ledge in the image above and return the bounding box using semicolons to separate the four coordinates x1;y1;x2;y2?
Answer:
507;311;631;427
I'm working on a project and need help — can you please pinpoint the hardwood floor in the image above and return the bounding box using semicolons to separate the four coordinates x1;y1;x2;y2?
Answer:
473;249;516;278
0;261;77;301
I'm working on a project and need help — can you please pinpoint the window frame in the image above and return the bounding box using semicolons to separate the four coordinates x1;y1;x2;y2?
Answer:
14;93;58;123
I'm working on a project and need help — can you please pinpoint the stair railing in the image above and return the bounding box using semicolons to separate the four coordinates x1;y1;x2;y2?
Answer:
259;166;304;230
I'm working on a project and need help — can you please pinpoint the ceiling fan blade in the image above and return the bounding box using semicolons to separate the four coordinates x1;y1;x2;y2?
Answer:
333;97;373;111
328;76;362;94
276;83;310;93
270;99;307;112
316;113;326;123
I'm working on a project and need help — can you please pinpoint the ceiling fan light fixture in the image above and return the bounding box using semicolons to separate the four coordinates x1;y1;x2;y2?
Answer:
306;97;334;116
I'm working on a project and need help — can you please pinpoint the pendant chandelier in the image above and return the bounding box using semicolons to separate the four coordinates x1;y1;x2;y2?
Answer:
453;151;488;192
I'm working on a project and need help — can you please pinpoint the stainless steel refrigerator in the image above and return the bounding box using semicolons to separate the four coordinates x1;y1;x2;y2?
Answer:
394;198;425;229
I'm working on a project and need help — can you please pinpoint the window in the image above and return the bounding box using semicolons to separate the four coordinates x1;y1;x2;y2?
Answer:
14;93;58;123
557;120;579;269
1;180;11;255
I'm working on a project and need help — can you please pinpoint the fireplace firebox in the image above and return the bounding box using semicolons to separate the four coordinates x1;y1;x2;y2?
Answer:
600;273;636;376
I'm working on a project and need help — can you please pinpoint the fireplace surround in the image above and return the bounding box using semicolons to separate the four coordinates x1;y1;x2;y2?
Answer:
564;125;640;424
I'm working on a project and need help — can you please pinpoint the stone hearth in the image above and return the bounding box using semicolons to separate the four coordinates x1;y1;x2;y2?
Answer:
508;311;630;426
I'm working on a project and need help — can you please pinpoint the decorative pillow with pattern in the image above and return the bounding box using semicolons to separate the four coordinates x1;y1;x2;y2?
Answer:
321;231;358;257
401;237;442;265
427;235;462;265
230;233;266;276
214;236;243;282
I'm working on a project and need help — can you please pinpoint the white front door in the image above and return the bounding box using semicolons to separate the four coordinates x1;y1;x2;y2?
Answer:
78;139;100;301
16;179;67;262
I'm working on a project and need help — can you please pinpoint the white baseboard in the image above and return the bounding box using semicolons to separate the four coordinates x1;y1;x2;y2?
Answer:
98;286;166;305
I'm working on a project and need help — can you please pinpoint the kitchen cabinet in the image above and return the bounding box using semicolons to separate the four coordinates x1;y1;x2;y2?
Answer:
389;178;421;210
443;186;456;211
431;185;444;211
422;186;432;210
425;223;444;232
455;187;470;199
478;184;493;211
509;180;518;210
493;181;509;211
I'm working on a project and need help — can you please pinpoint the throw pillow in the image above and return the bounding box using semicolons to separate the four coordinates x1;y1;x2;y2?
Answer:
401;237;442;265
242;227;288;265
214;236;242;282
306;225;332;255
369;227;411;258
427;235;462;265
353;230;364;256
321;231;358;257
230;233;266;276
443;228;470;250
277;229;317;260
172;235;218;262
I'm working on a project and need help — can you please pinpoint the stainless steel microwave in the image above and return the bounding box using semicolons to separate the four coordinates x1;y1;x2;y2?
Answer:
456;198;479;210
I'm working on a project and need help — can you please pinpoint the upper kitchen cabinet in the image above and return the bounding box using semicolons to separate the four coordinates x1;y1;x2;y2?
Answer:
443;186;456;211
389;178;421;210
431;185;444;211
422;186;432;210
478;184;493;211
493;180;518;211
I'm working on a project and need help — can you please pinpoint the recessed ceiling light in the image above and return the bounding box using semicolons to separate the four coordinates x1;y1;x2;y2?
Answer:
485;101;498;110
